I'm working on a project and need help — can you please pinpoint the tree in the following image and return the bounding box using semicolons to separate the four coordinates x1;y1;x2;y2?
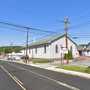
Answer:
64;50;73;60
0;46;23;54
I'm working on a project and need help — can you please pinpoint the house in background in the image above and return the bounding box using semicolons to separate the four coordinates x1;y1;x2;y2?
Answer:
27;34;79;60
78;43;90;56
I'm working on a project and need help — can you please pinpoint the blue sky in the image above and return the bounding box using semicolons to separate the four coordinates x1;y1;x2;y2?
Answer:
0;0;90;46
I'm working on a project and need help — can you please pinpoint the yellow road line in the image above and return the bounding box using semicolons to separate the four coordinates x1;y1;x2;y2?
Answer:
13;75;23;85
0;65;26;90
9;63;80;90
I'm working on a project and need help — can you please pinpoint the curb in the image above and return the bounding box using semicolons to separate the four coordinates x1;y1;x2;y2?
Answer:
1;60;90;79
27;63;90;79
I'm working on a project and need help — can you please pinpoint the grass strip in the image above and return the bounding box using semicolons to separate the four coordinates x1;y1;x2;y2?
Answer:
57;65;90;74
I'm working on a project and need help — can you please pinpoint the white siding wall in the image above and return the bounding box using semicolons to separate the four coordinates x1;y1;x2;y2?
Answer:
28;36;79;59
50;37;65;59
87;52;90;56
28;45;51;59
50;36;78;58
81;51;90;56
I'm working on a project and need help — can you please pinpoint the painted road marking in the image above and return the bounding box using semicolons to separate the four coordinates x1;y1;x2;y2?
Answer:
9;63;80;90
26;68;80;90
0;65;26;90
13;76;24;85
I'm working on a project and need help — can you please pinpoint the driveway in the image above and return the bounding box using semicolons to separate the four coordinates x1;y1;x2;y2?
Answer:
70;58;90;66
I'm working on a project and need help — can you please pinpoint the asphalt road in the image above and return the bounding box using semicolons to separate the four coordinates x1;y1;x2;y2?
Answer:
0;63;22;90
0;61;90;90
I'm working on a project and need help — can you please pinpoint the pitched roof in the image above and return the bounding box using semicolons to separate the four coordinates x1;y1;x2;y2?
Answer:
29;34;77;47
77;43;90;51
85;43;90;50
77;44;87;51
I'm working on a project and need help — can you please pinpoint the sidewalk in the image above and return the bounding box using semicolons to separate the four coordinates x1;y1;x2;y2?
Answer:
15;60;90;79
1;59;90;79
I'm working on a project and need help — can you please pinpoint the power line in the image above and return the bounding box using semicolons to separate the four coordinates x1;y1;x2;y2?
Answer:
69;34;90;39
0;20;59;63
0;21;57;34
0;25;26;32
69;20;90;30
1;19;90;42
2;19;90;36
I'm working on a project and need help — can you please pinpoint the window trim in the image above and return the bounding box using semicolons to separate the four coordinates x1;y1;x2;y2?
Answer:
55;45;58;53
35;48;37;54
29;48;31;53
44;45;47;53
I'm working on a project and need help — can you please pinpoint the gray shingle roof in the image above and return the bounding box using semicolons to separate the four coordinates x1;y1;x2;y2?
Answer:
78;43;90;51
29;34;77;47
77;44;87;51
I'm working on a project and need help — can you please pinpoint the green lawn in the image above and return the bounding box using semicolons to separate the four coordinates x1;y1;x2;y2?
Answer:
32;58;51;64
57;65;90;74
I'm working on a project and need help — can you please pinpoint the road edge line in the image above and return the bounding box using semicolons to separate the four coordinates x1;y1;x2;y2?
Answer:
0;65;26;90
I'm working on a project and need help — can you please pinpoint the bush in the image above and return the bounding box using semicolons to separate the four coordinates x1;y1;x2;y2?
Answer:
85;66;90;73
64;50;73;60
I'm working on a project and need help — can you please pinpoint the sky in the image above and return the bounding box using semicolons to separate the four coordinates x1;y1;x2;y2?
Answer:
0;0;90;46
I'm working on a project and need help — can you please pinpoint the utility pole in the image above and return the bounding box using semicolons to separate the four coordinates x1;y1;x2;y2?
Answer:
64;16;69;63
25;28;29;63
3;47;5;59
10;42;13;61
64;16;69;49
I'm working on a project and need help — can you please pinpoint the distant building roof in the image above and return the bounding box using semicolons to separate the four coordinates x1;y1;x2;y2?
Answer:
29;34;77;47
78;43;90;51
77;44;87;51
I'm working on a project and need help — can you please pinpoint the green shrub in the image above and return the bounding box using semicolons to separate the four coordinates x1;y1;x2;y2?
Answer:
64;50;73;60
85;66;90;73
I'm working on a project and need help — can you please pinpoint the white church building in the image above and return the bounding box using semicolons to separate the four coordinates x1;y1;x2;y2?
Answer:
22;34;79;60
